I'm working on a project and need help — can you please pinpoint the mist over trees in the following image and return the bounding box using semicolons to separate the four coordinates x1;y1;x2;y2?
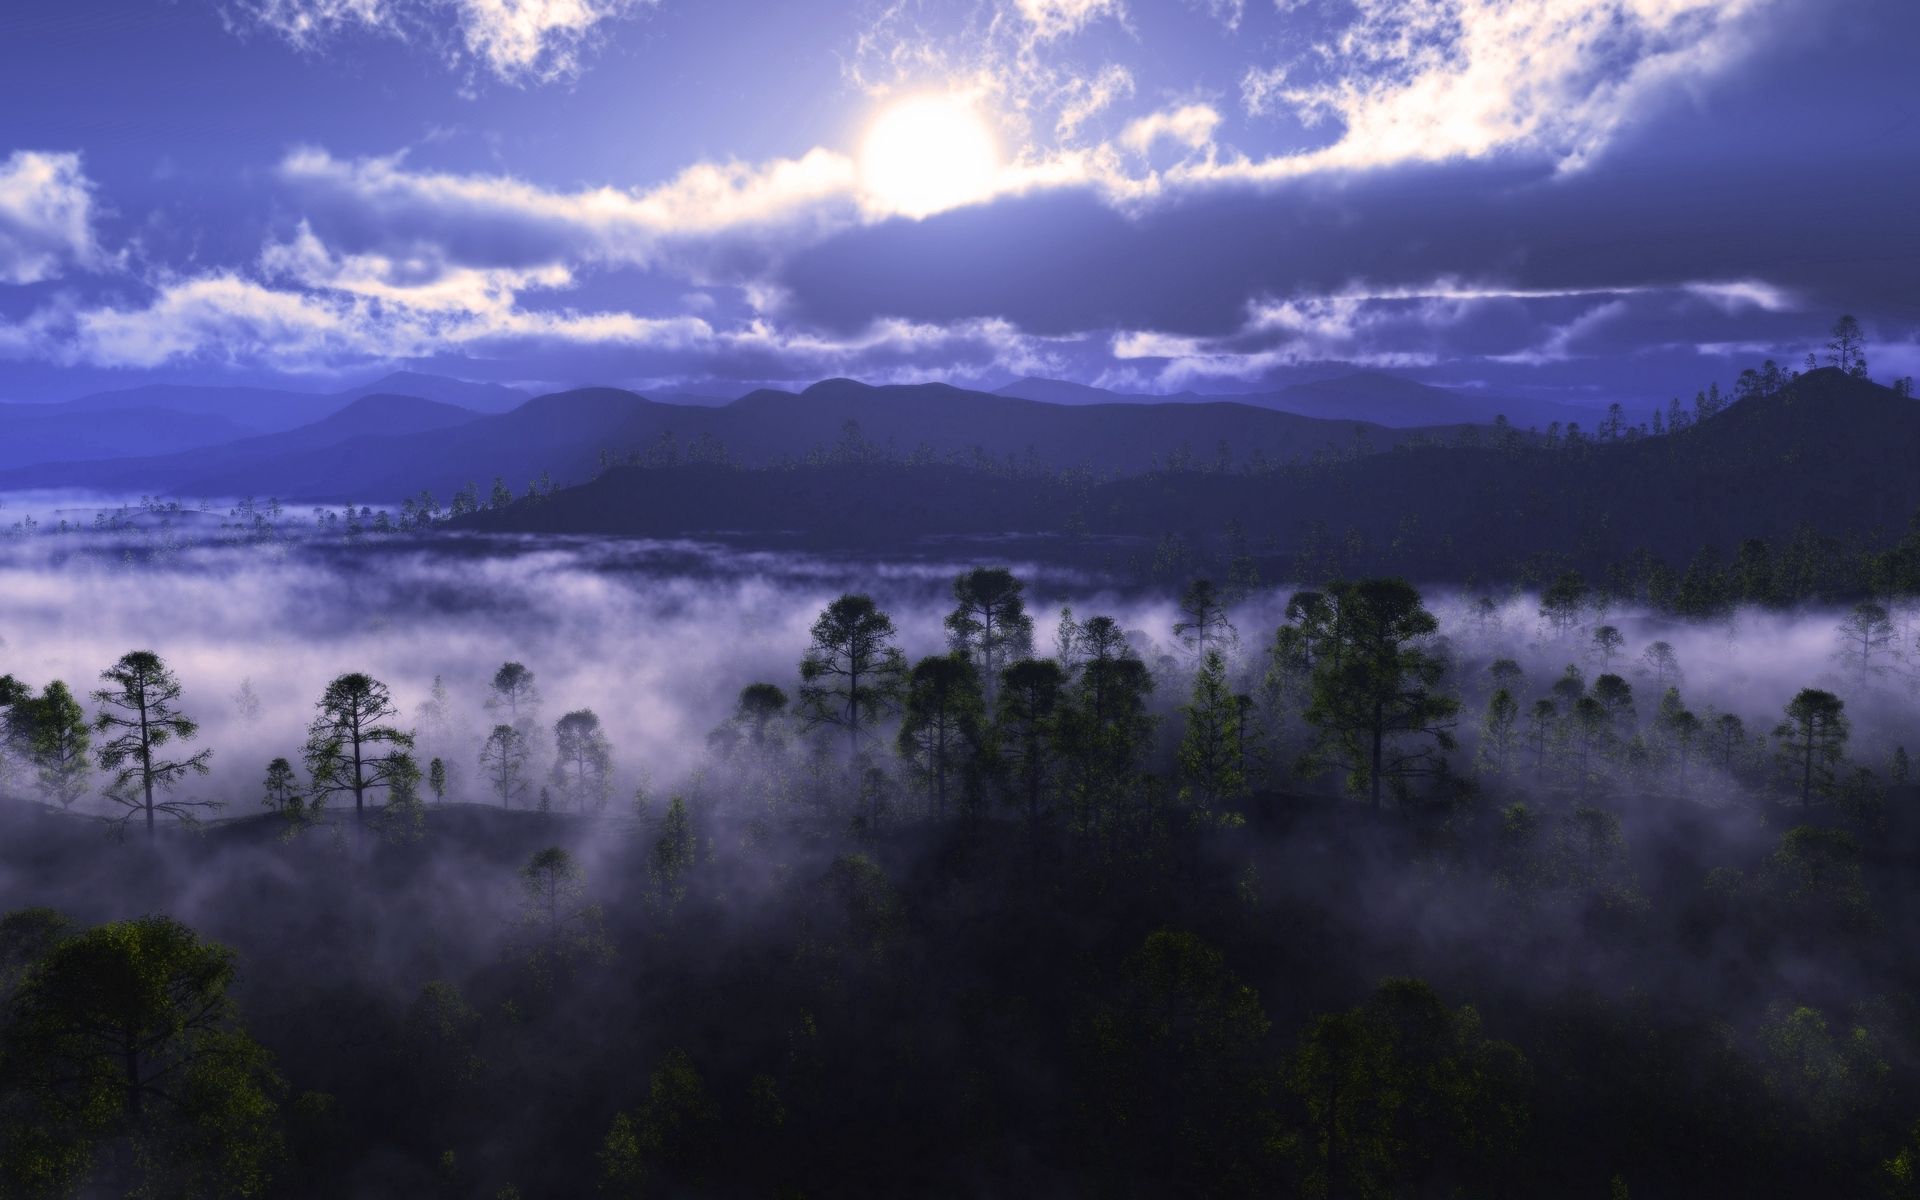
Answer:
5;330;1920;1196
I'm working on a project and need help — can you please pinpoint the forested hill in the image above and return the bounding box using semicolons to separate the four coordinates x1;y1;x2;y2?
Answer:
0;378;1464;502
464;370;1920;587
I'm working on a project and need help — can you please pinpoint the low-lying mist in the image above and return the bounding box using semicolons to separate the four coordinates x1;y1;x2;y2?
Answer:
1;523;1913;824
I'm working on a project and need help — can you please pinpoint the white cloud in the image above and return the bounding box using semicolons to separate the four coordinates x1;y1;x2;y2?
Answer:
222;0;652;83
0;151;107;285
1016;0;1125;41
1119;104;1221;156
281;146;861;279
1237;0;1775;173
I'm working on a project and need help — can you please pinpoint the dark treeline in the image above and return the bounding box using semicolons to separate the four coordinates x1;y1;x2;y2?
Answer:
5;557;1920;1198
454;362;1920;607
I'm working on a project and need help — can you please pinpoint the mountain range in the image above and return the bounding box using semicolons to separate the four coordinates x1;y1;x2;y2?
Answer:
0;374;1478;503
996;371;1597;430
462;370;1920;581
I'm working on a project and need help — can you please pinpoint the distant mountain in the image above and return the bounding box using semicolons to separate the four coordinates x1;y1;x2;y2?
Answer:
0;403;255;472
660;378;1458;475
46;372;529;436
54;384;343;435
994;377;1203;406
998;371;1589;430
343;371;528;415
0;378;1468;503
0;389;625;502
466;370;1920;582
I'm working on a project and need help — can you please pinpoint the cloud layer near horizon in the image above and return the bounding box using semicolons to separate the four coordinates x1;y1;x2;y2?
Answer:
0;0;1914;403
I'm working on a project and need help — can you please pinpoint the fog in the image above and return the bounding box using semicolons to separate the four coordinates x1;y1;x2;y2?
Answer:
2;519;1913;827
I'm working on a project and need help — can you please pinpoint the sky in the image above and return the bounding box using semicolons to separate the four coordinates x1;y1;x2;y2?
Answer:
0;0;1914;409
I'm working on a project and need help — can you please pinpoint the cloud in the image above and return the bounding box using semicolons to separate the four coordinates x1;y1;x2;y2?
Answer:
0;151;107;285
220;0;653;84
279;146;861;282
1119;104;1221;156
1237;0;1776;173
1016;0;1125;41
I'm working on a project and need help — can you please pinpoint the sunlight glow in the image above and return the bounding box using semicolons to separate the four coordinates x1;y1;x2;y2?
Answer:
858;94;1000;219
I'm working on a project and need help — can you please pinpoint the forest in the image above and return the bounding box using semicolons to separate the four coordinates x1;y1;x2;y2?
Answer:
4;500;1920;1197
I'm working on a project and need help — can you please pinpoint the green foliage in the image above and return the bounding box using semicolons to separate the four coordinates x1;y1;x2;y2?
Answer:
1285;979;1530;1200
598;1049;719;1198
550;708;614;812
944;567;1034;705
895;653;986;819
797;593;907;759
1774;688;1850;808
1296;579;1459;807
1080;930;1276;1195
302;672;416;826
0;915;283;1198
650;797;696;910
91;650;216;836
1177;649;1244;810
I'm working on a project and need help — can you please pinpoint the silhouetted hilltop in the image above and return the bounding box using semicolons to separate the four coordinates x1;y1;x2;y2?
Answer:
466;370;1920;583
998;369;1589;429
0;378;1460;502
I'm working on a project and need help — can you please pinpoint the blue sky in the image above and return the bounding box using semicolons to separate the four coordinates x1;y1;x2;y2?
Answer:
0;0;1914;409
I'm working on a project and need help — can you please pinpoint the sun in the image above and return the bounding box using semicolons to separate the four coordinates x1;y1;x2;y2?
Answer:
858;94;1000;219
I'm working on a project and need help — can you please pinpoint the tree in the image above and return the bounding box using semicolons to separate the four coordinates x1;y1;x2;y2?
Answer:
480;724;531;808
650;796;696;909
1775;688;1849;808
1173;578;1238;664
1590;625;1625;671
1478;689;1519;779
1178;649;1244;809
729;683;789;752
1080;931;1276;1195
1287;979;1529;1200
1827;314;1868;377
15;681;90;808
91;651;214;838
896;654;985;820
1638;641;1683;691
944;567;1033;706
1835;602;1895;690
598;1048;720;1197
1539;571;1587;638
797;594;907;761
486;661;541;724
302;673;415;829
551;709;614;813
1714;712;1748;773
1298;580;1460;808
0;916;283;1198
1527;700;1557;777
262;757;301;815
517;846;607;966
995;658;1065;833
231;677;262;726
1056;616;1156;837
427;757;447;803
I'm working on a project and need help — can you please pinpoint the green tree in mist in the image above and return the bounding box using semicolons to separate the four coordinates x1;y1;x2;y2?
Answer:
551;709;614;813
302;673;416;828
91;651;215;839
797;594;907;762
944;567;1033;707
1298;580;1459;808
480;724;531;809
896;653;985;820
0;915;283;1198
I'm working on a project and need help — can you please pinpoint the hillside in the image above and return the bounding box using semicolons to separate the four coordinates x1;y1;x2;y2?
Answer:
0;378;1460;503
998;370;1590;430
466;370;1920;580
